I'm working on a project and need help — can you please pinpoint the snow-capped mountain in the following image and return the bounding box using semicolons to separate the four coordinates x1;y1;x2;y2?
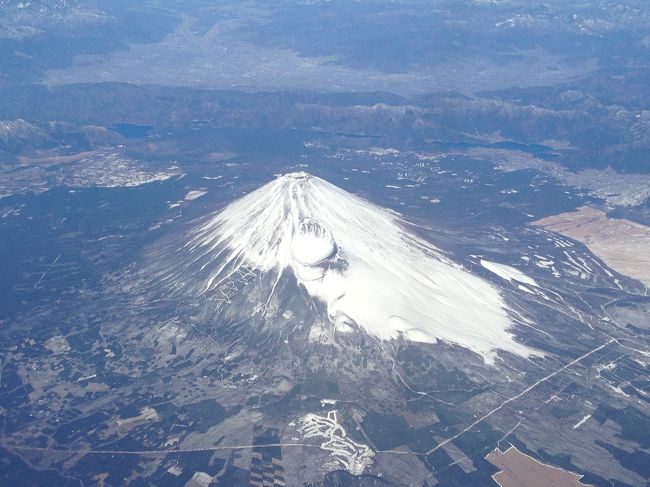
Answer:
0;0;105;40
0;0;78;14
0;119;51;151
150;172;536;361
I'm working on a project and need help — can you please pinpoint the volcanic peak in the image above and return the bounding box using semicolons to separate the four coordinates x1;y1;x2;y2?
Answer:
177;172;536;361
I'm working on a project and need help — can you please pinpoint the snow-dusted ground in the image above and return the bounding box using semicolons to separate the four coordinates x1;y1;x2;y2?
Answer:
177;172;535;361
0;150;182;198
298;410;374;475
52;152;182;189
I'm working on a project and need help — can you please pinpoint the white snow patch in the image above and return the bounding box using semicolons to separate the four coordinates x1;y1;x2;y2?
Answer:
480;260;538;287
517;284;535;294
184;189;208;201
180;172;536;361
572;414;591;430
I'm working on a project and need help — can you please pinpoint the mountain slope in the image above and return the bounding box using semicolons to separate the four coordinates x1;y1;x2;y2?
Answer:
150;172;536;361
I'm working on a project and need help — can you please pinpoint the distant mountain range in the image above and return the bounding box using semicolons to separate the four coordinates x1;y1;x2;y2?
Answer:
1;81;648;173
